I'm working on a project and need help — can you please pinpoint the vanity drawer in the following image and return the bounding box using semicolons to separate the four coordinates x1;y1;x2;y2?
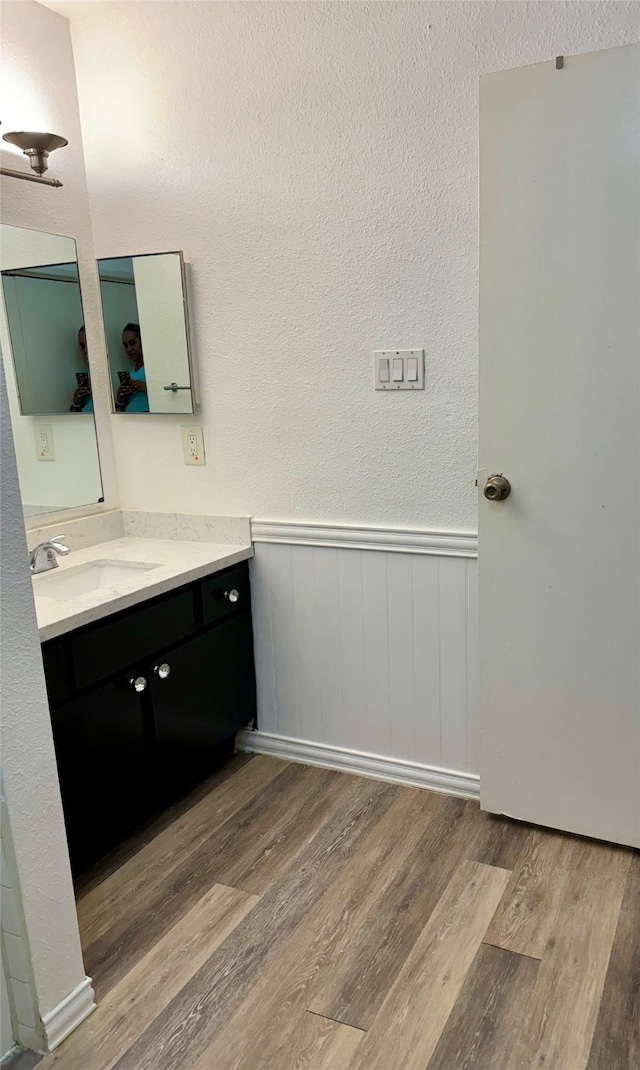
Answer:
71;587;196;690
201;564;250;627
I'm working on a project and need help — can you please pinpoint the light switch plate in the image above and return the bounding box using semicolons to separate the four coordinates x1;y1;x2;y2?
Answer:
34;423;55;461
374;349;424;390
181;425;205;465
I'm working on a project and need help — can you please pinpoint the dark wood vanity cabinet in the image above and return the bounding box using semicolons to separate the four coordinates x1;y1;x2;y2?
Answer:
151;612;256;806
42;561;256;875
51;676;154;875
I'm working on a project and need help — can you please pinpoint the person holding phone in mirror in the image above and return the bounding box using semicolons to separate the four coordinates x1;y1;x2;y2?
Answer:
115;323;149;412
69;326;94;413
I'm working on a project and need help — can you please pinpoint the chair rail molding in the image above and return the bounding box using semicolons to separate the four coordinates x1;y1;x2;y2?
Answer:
251;520;478;559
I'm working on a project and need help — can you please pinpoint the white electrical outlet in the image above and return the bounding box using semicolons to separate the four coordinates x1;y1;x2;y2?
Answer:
34;423;56;461
181;425;205;465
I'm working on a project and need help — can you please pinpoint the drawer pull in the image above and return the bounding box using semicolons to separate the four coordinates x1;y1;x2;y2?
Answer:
224;589;240;604
154;663;171;680
130;675;147;693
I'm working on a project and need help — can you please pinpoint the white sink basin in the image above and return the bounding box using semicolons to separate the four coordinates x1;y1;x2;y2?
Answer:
33;560;161;601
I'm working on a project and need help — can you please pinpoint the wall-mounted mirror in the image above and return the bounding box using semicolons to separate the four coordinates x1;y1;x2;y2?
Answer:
0;224;103;518
2;258;88;416
97;252;195;414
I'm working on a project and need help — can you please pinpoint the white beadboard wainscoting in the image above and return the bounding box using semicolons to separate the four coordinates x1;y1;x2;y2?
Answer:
246;522;479;798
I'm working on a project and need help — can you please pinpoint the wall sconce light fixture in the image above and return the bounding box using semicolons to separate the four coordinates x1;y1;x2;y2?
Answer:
1;130;68;188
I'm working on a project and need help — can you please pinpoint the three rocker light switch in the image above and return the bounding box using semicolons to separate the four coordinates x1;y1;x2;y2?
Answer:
374;350;424;390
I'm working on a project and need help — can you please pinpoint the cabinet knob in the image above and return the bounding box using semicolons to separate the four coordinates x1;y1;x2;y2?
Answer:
224;589;240;603
130;675;147;693
154;663;171;680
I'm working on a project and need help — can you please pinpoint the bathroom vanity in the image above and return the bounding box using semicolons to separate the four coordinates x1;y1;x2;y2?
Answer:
33;531;256;875
2;220;258;876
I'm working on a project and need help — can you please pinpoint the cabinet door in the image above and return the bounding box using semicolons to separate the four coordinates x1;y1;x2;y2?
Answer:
150;612;256;803
41;640;69;704
51;677;154;874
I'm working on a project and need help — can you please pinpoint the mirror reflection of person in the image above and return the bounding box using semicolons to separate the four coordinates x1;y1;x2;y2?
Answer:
69;326;93;413
115;323;149;413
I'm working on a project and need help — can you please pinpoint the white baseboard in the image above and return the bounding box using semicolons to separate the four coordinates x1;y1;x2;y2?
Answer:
41;976;95;1052
237;730;479;800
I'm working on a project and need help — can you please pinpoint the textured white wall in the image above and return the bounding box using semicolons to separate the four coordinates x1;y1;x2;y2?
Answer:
0;358;90;1035
59;0;638;529
0;1;95;1046
1;0;118;522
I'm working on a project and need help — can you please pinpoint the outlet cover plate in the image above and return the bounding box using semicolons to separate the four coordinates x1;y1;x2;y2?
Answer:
181;425;205;465
34;423;56;461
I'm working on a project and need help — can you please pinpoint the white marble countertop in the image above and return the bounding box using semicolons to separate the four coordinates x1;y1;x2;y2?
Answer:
33;537;253;642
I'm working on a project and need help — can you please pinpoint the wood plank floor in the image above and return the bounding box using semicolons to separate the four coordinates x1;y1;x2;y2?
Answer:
43;756;637;1070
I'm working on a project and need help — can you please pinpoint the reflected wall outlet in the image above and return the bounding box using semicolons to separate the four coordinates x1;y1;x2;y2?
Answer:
181;425;205;465
34;423;55;461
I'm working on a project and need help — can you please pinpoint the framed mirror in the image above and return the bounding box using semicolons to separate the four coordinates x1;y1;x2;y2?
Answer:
97;251;195;414
0;224;103;518
2;256;88;416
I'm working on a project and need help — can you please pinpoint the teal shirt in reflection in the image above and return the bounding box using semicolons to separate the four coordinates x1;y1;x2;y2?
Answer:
126;365;149;413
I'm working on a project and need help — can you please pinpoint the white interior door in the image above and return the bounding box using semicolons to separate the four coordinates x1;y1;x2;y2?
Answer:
132;253;194;413
479;44;640;848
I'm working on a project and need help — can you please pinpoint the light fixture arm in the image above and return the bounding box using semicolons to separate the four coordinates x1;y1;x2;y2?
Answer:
0;166;63;188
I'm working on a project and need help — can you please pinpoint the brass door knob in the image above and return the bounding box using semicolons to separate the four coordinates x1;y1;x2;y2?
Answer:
484;474;511;501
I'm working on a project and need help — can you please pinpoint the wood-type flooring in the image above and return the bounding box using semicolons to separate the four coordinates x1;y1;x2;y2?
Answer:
42;755;639;1070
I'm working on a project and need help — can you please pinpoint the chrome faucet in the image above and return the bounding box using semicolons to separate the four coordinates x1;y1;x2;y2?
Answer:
29;535;70;575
